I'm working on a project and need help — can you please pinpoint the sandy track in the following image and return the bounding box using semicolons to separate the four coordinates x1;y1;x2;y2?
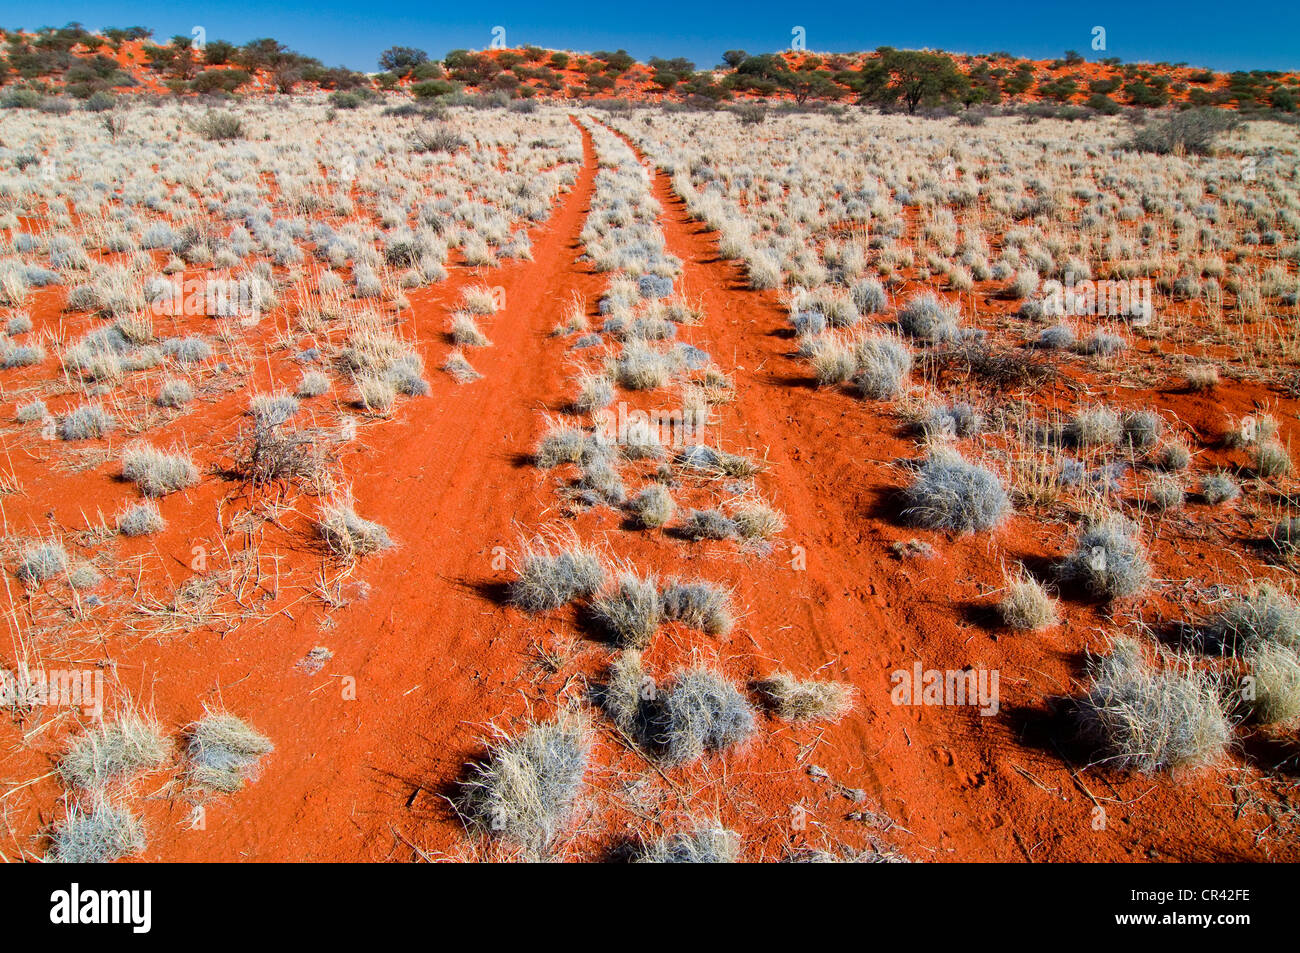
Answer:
118;118;611;861
598;120;1285;862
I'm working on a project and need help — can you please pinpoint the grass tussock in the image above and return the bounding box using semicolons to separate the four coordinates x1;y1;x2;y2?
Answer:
509;536;605;612
59;712;170;788
1202;583;1300;654
185;712;274;795
1058;515;1151;601
456;714;590;857
121;443;199;497
998;571;1058;631
591;571;662;648
899;450;1010;533
628;483;675;528
1247;643;1300;726
46;797;146;863
661;579;734;636
1073;638;1230;773
16;541;67;586
318;498;394;559
598;653;755;764
732;498;786;541
756;672;855;722
636;825;742;863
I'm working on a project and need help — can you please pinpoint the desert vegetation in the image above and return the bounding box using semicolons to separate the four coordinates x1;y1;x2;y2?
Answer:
0;24;1297;867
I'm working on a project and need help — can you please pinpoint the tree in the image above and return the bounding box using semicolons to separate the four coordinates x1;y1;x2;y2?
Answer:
860;50;967;113
379;46;429;77
722;49;747;68
1040;76;1077;102
789;70;842;104
593;49;634;73
1124;79;1168;107
204;40;236;65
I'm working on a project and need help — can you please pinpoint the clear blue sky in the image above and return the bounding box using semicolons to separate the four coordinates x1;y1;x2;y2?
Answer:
4;1;1297;72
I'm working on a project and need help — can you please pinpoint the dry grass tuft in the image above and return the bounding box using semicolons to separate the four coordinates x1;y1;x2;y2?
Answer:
756;672;855;722
456;714;590;857
185;712;274;795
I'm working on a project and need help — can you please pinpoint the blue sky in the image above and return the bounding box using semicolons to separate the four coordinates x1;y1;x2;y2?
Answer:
4;1;1297;72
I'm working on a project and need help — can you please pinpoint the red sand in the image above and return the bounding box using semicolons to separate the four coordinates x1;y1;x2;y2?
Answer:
2;109;1297;862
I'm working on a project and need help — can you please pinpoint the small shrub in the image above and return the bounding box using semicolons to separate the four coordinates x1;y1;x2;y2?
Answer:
230;424;329;488
578;459;626;504
1;341;44;367
193;111;245;141
1130;108;1239;156
409;125;465;153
